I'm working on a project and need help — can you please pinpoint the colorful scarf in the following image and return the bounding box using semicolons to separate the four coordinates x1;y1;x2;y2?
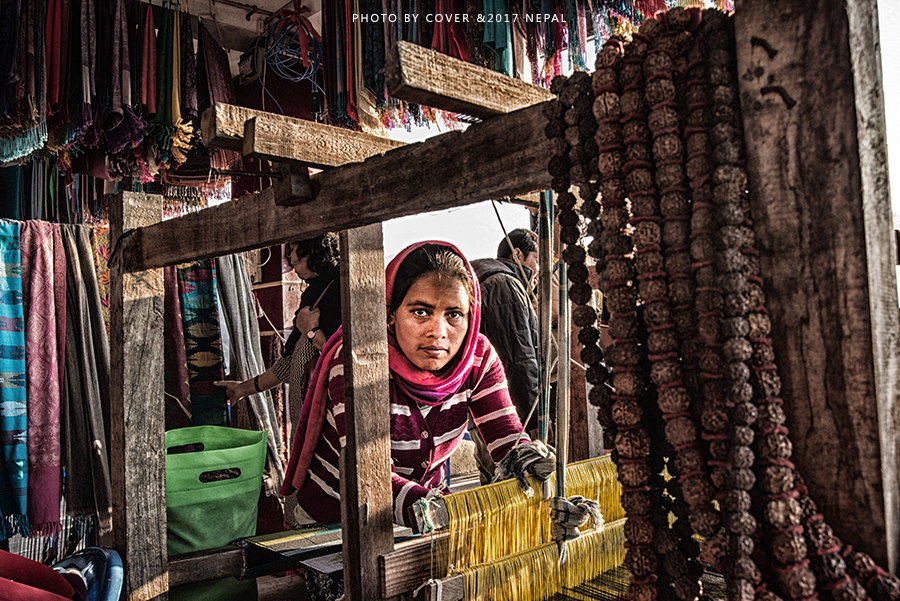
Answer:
281;240;484;495
164;265;191;430
20;221;65;536
0;220;28;539
177;260;228;426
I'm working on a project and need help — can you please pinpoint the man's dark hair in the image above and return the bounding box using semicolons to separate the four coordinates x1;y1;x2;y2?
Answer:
287;233;340;275
497;228;538;260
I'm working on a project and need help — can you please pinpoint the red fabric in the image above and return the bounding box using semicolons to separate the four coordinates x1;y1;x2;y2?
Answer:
430;0;471;62
141;5;157;114
0;550;74;600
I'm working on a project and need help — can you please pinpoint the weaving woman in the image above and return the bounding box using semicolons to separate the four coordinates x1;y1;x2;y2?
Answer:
280;240;535;526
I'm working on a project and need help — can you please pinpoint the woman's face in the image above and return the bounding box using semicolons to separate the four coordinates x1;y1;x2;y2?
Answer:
289;246;316;280
389;272;470;374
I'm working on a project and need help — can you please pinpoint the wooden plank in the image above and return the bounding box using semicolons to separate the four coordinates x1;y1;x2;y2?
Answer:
736;0;899;571
380;532;452;599
202;102;404;163
385;40;554;119
168;547;243;587
109;192;168;600
403;574;464;601
338;224;395;600
124;102;551;272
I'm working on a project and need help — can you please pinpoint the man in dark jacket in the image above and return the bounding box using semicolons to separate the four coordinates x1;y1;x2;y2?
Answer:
469;229;540;483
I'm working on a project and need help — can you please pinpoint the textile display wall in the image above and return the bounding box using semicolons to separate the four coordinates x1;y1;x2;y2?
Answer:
0;221;111;541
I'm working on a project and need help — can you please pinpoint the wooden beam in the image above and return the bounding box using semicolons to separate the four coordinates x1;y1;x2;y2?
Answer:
123;102;551;272
404;574;464;601
385;40;554;119
168;547;243;588
109;192;168;600
338;224;395;600
380;532;452;599
202;102;404;164
736;0;900;571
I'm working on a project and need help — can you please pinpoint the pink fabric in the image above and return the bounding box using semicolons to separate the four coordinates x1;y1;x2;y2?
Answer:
20;222;65;536
281;240;485;495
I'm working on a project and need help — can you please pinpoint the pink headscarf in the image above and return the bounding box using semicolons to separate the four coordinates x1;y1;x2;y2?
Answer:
281;240;487;495
384;240;482;406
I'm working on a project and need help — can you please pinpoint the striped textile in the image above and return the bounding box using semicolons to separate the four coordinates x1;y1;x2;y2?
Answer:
289;335;525;527
20;221;65;536
0;220;27;538
177;260;227;426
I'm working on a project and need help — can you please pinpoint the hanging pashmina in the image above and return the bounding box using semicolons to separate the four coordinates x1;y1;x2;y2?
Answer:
105;0;146;154
20;221;65;536
431;0;471;62
168;9;194;164
216;254;285;494
483;0;513;76
0;220;28;539
177;260;228;426
181;12;199;124
149;5;174;155
196;22;239;170
141;4;157;117
164;265;191;430
61;225;112;534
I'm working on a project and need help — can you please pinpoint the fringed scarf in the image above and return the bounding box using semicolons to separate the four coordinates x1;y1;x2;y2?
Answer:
281;240;484;495
177;260;228;426
196;21;240;170
0;220;28;539
61;225;112;534
430;0;471;62
20;221;65;536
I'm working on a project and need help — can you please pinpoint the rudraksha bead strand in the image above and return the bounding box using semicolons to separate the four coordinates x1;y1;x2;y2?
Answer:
594;37;660;601
641;12;721;549
705;17;816;601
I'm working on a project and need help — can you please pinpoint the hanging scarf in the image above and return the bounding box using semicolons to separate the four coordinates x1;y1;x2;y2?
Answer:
431;0;471;62
0;220;28;539
164;265;191;430
105;0;146;154
61;225;112;534
21;221;65;536
168;9;194;163
181;12;198;124
177;259;228;426
140;4;157;115
281;240;485;495
483;0;513;76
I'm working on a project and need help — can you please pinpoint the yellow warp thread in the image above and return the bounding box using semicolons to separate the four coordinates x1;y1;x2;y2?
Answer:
443;455;624;583
456;518;627;601
560;517;627;590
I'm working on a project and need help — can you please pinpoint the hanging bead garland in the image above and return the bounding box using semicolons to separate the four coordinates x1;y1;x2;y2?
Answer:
543;8;900;601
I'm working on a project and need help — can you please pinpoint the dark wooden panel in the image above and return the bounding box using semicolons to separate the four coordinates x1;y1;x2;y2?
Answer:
735;0;899;571
109;192;168;600
123;102;551;272
338;225;395;600
380;532;452;598
385;41;554;119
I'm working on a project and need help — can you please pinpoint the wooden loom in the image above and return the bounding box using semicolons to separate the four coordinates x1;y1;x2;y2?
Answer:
106;1;899;598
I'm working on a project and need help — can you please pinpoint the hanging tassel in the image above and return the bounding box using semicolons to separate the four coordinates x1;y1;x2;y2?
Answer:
0;121;48;163
634;0;666;18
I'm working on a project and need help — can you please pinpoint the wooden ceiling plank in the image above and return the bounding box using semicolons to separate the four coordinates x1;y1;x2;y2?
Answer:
202;103;405;166
124;101;551;272
385;40;554;119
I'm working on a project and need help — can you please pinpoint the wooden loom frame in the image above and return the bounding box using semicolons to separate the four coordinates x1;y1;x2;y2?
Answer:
106;1;899;598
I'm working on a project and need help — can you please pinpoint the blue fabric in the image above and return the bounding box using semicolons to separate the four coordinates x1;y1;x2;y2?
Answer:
483;0;513;76
0;219;28;539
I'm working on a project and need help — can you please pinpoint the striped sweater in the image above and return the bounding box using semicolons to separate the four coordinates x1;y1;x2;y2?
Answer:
294;334;528;527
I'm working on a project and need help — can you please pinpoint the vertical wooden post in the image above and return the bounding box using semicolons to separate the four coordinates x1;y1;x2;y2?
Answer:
338;224;395;600
109;192;168;599
736;0;900;571
568;305;589;463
